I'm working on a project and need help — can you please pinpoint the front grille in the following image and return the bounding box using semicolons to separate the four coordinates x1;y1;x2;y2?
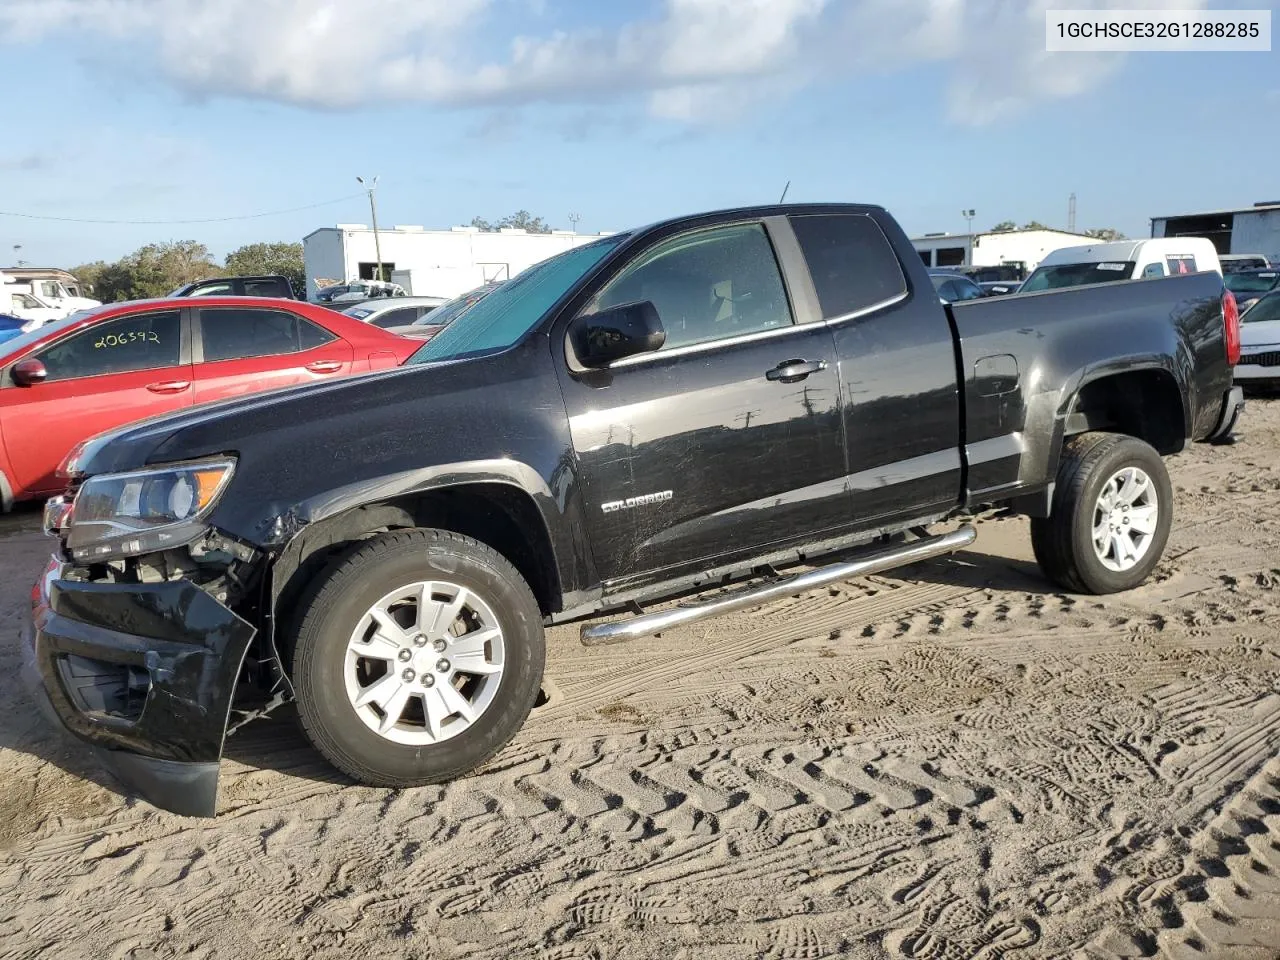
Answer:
1241;350;1280;368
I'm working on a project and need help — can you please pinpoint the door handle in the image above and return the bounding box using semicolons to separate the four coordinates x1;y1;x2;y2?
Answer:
145;380;190;394
765;359;826;383
305;360;344;373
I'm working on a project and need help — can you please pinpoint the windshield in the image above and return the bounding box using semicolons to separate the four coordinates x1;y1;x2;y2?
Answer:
1242;294;1280;324
1226;272;1279;296
409;236;627;364
412;285;498;327
1021;261;1136;292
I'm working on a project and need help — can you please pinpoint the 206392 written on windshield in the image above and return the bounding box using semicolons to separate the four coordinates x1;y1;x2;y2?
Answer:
1046;9;1271;51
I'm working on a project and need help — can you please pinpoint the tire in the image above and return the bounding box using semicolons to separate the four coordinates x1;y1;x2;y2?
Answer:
290;528;545;787
1030;432;1173;594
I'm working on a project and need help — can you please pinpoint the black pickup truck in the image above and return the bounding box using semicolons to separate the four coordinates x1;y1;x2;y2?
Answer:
26;204;1244;815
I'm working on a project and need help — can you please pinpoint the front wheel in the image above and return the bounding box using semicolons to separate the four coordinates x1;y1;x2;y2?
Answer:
1030;432;1173;594
290;529;545;787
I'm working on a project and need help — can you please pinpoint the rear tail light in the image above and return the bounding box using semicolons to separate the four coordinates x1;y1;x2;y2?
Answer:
1223;290;1241;366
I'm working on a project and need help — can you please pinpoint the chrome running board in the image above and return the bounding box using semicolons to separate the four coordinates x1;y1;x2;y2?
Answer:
581;525;977;645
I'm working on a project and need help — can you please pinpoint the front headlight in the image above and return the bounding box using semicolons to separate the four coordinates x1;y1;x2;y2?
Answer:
66;459;235;561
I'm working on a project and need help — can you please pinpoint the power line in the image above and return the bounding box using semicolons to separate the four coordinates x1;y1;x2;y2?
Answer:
0;194;364;226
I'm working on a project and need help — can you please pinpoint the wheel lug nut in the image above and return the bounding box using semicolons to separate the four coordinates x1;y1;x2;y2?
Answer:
422;674;435;688
398;649;412;662
414;634;428;647
401;668;416;682
437;659;451;673
433;638;448;653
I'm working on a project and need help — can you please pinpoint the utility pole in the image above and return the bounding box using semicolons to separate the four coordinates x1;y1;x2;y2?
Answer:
356;176;383;282
1068;192;1077;233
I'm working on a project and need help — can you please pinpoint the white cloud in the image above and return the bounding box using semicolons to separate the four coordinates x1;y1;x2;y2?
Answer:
0;0;1211;124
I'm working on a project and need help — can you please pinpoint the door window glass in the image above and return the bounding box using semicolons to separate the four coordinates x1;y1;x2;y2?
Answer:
1141;262;1166;278
199;308;332;361
188;281;234;297
369;307;418;329
297;318;336;350
590;223;793;351
34;311;181;382
789;214;908;318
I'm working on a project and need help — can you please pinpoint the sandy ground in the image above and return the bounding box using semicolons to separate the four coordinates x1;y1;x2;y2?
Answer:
2;402;1279;960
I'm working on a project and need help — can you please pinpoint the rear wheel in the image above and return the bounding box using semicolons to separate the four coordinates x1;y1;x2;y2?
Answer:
290;529;545;787
1031;432;1172;594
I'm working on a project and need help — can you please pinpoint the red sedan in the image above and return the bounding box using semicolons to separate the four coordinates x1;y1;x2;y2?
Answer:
0;297;421;507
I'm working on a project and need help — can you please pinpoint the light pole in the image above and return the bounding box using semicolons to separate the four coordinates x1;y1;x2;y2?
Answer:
12;244;25;267
961;209;976;265
568;212;581;233
356;176;384;283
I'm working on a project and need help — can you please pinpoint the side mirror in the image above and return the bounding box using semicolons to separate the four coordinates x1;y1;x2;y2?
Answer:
570;300;666;368
11;358;47;386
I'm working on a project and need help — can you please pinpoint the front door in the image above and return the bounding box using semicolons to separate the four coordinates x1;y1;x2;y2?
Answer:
554;220;848;592
2;308;192;496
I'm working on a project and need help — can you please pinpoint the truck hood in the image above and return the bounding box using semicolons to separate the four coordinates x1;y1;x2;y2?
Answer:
70;360;466;478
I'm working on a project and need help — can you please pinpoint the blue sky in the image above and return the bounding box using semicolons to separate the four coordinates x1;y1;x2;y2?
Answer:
0;0;1276;269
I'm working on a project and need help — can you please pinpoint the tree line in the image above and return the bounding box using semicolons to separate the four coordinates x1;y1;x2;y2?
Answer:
70;240;305;302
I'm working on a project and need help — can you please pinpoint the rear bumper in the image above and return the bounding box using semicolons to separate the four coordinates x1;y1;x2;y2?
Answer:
24;555;256;816
1205;385;1244;444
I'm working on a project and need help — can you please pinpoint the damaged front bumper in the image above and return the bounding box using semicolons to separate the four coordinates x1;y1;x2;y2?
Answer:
23;555;256;816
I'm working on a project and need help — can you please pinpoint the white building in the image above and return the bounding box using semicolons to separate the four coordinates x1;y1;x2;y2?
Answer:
302;224;613;300
912;228;1099;275
1150;201;1280;264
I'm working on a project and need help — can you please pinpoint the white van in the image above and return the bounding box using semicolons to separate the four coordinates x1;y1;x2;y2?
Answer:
1020;238;1222;293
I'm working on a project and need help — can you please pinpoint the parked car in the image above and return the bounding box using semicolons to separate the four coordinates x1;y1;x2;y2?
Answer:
342;296;448;329
1235;290;1280;390
169;275;297;299
26;203;1242;816
8;290;63;327
1224;268;1280;312
928;269;986;302
384;282;503;339
0;297;420;508
315;280;407;304
1220;254;1271;274
0;312;25;346
1021;238;1221;292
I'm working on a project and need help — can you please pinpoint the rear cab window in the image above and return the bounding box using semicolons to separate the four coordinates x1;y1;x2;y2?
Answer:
788;214;907;319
